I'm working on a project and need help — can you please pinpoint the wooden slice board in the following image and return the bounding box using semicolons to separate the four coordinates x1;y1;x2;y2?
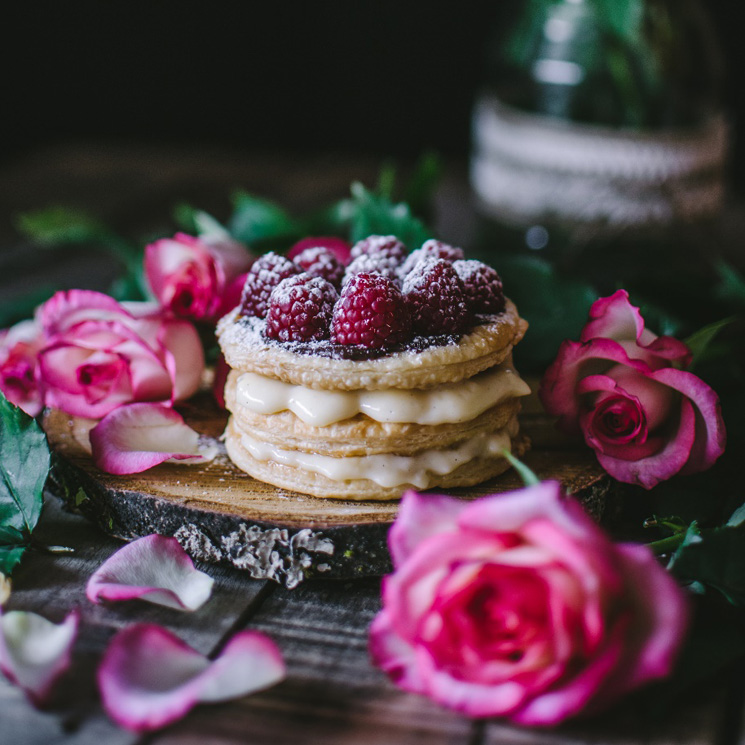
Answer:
44;387;613;588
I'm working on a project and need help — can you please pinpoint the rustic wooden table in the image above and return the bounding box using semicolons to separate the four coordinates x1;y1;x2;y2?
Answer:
1;143;743;744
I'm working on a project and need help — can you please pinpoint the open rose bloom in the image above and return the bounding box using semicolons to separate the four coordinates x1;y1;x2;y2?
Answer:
540;291;725;488
36;290;203;419
0;319;43;416
145;233;254;321
370;485;688;725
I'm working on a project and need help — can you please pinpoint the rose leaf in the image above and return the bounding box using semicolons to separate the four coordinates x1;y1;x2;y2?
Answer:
494;255;597;371
348;182;433;248
0;392;49;576
684;316;737;371
15;206;109;246
669;516;745;607
228;191;304;245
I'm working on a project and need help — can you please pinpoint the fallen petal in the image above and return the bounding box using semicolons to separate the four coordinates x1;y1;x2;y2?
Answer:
90;403;218;475
98;624;285;732
87;534;214;611
0;609;78;706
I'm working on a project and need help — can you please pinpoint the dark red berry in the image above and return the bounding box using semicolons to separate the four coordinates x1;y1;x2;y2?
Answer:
453;260;506;314
264;273;338;342
331;272;411;348
293;246;344;288
403;258;470;335
288;236;351;265
350;235;407;264
400;239;465;278
240;252;299;318
343;252;401;286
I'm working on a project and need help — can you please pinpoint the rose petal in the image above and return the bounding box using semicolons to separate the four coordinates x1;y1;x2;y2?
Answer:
0;609;78;706
578;291;692;366
98;624;285;732
0;319;44;417
603;544;689;696
650;367;726;474
388;490;470;567
87;535;214;611
157;318;204;402
594;398;697;489
539;338;650;433
38;290;131;338
90;403;218;475
580;290;646;344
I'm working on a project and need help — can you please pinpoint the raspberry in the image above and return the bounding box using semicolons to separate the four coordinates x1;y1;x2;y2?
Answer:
331;272;411;348
293;246;344;288
403;258;470;335
288;236;351;265
453;259;506;314
239;252;299;318
400;239;465;278
265;273;338;342
350;235;407;264
343;252;401;286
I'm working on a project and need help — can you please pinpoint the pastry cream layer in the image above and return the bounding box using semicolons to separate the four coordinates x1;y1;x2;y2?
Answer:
236;418;518;489
235;360;530;427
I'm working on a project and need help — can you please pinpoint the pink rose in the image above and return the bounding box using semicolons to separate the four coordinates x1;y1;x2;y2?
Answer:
540;290;726;489
370;484;688;725
144;233;254;321
36;290;203;419
0;319;43;416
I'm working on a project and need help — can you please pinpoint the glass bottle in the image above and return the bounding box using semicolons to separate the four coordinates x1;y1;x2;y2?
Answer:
470;0;729;368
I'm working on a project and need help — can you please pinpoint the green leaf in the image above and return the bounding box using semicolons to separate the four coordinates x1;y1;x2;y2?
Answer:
0;285;54;328
348;182;432;248
0;392;49;577
402;152;442;215
376;160;397;201
0;544;27;576
669;518;745;606
16;206;109;246
172;202;201;233
495;255;597;372
194;211;231;240
174;204;231;240
715;259;745;309
228;191;304;246
304;198;357;236
685;317;737;370
633;595;745;717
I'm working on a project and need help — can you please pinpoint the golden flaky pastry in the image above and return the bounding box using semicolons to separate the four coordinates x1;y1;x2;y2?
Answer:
217;299;527;391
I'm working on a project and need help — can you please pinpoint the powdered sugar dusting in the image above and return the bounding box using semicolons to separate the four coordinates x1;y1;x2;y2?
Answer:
399;239;465;277
293;246;344;287
350;235;407;263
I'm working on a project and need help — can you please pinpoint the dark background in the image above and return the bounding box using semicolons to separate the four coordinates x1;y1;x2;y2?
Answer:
5;1;744;187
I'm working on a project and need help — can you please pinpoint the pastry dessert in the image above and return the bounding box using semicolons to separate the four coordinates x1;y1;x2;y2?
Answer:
217;236;530;500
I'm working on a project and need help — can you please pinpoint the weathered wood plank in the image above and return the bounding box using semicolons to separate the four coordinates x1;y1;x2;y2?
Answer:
0;497;272;744
6;496;269;655
482;689;731;745
152;684;478;745
152;578;476;745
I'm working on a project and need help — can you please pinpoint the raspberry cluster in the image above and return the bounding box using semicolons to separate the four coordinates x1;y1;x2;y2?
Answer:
238;235;506;348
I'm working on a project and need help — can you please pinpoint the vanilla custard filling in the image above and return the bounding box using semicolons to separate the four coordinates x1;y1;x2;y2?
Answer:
235;360;530;427
238;421;517;488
